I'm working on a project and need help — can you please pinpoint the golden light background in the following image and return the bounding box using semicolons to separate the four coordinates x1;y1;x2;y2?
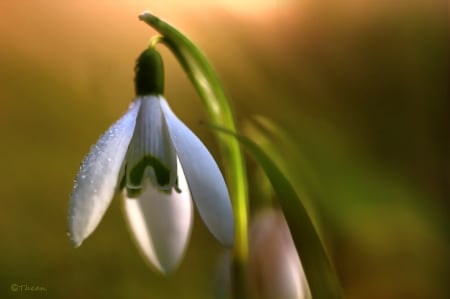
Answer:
0;0;448;298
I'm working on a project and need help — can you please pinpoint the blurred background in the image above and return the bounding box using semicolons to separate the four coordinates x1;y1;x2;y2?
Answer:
0;0;448;298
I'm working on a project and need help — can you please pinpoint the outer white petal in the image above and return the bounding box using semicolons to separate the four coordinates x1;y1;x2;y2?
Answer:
68;99;141;247
159;97;234;247
123;160;193;274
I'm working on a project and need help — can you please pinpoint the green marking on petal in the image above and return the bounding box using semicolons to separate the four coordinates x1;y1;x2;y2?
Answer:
129;155;171;188
126;187;143;198
174;177;182;193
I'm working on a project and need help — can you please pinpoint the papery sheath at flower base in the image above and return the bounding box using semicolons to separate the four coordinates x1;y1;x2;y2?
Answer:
68;47;234;274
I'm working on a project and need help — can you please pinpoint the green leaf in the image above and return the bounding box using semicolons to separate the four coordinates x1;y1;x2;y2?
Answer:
212;126;343;299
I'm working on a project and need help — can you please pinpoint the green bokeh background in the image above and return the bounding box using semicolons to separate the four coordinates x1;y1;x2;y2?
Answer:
0;1;448;298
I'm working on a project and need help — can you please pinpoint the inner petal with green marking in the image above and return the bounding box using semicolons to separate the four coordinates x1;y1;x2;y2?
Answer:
124;96;177;196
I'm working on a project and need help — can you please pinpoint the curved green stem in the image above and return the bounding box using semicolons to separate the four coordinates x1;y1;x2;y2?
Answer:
139;12;249;298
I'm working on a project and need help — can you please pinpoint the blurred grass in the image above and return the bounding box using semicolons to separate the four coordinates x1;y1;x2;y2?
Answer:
0;0;448;298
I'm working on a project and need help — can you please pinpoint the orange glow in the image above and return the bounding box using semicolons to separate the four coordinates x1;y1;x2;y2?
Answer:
121;0;289;14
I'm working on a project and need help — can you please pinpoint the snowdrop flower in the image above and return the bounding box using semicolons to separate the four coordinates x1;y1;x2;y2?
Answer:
68;48;234;273
248;209;311;299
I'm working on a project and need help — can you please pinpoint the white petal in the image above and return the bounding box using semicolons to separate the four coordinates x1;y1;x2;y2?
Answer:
68;99;141;247
125;95;177;192
160;97;234;247
249;210;311;299
123;160;193;274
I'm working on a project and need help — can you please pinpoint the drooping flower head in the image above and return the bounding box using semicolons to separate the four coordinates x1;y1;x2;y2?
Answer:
68;47;234;274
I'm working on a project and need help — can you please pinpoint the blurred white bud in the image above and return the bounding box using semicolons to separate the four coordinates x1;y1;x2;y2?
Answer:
248;209;311;299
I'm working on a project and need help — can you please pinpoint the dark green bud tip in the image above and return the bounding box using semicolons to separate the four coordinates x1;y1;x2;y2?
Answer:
134;48;164;96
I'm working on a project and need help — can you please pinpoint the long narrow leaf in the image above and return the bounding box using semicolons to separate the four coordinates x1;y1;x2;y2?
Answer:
213;126;343;299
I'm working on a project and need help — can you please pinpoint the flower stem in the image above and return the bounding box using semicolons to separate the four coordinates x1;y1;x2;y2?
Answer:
139;12;249;298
